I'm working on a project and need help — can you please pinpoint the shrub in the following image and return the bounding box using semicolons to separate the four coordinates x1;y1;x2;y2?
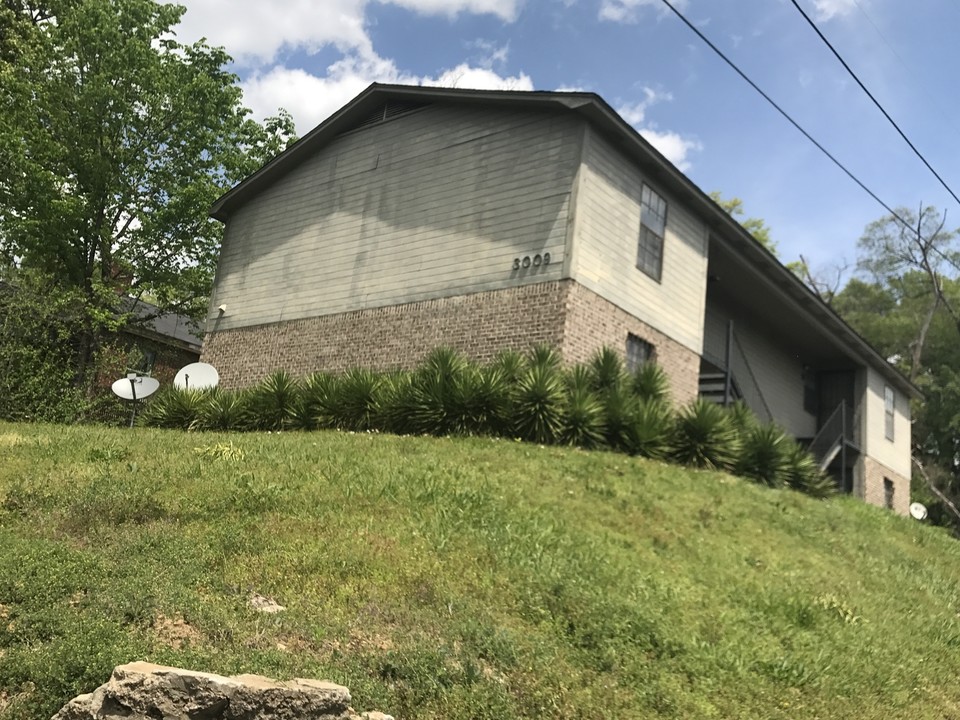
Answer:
622;399;675;460
588;347;625;393
784;443;835;498
449;365;511;436
512;362;566;444
243;370;300;431
528;344;562;370
672;399;740;471
737;424;790;487
631;362;670;403
726;400;759;435
196;389;248;431
334;368;385;431
561;387;606;448
600;382;635;452
490;349;527;384
296;372;339;430
140;387;208;430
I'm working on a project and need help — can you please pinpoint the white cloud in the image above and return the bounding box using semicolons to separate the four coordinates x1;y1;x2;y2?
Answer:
599;0;687;23
176;0;520;64
812;0;858;21
242;52;532;134
616;88;701;171
638;128;702;171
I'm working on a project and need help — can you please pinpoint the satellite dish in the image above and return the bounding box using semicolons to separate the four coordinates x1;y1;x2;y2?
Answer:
111;375;160;401
909;502;928;521
111;374;161;428
174;362;219;390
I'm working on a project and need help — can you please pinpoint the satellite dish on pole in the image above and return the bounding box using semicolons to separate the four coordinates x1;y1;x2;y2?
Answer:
174;362;219;391
909;502;928;521
111;373;160;428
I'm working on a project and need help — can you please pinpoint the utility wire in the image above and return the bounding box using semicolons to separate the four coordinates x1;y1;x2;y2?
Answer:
789;0;960;208
657;0;915;233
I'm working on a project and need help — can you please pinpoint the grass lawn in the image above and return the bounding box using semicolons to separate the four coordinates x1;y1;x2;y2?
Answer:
1;421;959;719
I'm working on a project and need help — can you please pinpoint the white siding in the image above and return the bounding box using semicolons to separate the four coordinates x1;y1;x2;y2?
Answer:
703;308;817;437
569;126;709;353
862;367;912;479
210;105;582;330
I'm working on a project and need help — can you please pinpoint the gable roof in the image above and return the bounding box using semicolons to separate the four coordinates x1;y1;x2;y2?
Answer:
210;83;918;399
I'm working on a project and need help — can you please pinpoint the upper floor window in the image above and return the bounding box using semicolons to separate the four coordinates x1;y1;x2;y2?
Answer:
637;184;667;282
884;385;895;441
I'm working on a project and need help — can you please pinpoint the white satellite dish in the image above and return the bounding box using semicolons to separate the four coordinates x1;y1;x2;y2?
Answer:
174;362;219;390
111;374;160;401
909;502;928;521
111;374;161;428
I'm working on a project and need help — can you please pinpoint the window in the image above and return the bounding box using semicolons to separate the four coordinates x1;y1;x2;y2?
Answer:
883;478;895;509
626;333;655;373
884;385;895;441
637;184;667;281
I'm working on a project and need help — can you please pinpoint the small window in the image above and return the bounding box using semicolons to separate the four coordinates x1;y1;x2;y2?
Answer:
637;184;667;281
884;385;895;441
883;477;894;509
626;333;655;374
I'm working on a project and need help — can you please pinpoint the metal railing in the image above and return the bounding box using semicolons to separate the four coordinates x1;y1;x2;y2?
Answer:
808;399;861;472
701;318;773;423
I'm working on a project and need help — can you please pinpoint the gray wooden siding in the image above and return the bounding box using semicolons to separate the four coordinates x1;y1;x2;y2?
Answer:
862;367;911;478
704;307;817;437
209;105;582;330
569;126;709;353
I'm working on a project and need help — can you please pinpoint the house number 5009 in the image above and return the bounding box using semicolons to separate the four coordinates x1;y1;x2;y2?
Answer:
513;253;551;270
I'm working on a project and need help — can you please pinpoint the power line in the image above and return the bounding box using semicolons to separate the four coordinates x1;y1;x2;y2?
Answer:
851;0;957;134
788;0;960;208
656;0;914;232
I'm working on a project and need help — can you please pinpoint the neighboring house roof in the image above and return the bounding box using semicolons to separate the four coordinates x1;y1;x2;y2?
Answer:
210;82;919;399
121;297;203;353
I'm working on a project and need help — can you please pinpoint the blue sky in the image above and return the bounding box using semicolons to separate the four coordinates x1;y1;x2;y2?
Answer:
176;0;960;279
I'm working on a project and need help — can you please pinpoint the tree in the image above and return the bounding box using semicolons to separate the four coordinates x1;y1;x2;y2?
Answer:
709;191;777;254
854;205;959;382
0;0;295;377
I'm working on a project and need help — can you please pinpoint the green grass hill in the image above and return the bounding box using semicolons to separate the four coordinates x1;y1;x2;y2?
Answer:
1;422;959;719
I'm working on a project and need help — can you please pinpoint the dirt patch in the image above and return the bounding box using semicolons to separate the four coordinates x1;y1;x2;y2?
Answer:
153;613;203;649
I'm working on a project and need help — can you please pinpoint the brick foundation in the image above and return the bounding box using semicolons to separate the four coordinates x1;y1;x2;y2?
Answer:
201;279;701;404
860;455;910;516
561;282;700;406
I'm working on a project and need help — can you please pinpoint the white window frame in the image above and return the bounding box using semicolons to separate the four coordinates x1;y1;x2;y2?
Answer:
637;183;667;282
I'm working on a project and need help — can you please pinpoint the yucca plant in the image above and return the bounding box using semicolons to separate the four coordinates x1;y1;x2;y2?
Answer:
334;367;384;431
448;365;511;436
672;398;741;471
528;343;562;370
378;371;416;435
140;387;210;430
245;370;300;430
588;346;626;393
560;386;606;448
631;362;670;403
622;398;674;460
295;372;339;430
726;400;759;436
196;388;249;431
600;382;635;451
490;349;528;384
784;442;836;498
420;346;469;384
512;362;566;444
737;423;791;487
565;363;593;393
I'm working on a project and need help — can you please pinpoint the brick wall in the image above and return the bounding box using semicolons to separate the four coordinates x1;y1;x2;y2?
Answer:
201;279;701;406
202;282;568;388
860;455;910;516
562;282;700;406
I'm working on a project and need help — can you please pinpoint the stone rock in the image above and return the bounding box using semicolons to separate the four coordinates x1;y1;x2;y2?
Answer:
249;592;286;614
51;662;390;720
